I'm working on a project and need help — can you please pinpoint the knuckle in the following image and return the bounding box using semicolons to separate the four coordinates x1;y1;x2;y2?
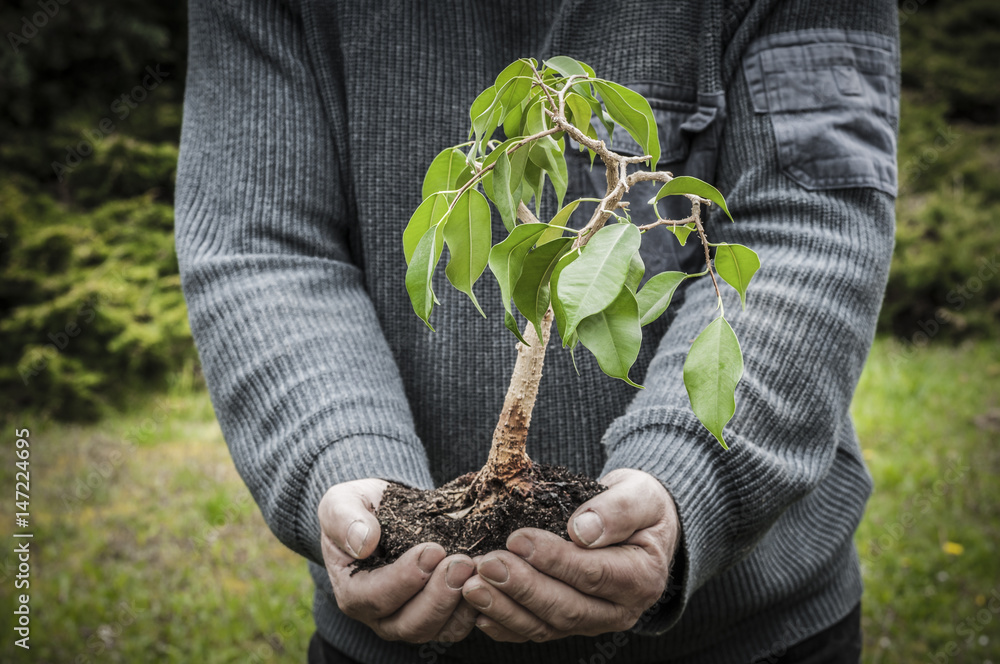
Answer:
509;577;539;606
373;619;400;642
376;619;436;645
335;593;360;616
616;605;642;631
578;562;612;595
549;603;585;632
528;623;556;643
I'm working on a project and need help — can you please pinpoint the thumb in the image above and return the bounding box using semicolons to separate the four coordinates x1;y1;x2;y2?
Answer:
318;478;388;560
568;469;666;549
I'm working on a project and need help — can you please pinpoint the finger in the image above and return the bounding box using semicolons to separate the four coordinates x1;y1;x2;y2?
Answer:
474;616;530;643
318;478;388;559
568;469;666;549
435;598;479;643
462;572;563;643
376;555;475;642
506;528;664;607
475;551;632;636
329;541;446;621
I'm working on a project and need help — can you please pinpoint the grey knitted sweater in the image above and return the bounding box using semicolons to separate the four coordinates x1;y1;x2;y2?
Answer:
175;0;899;662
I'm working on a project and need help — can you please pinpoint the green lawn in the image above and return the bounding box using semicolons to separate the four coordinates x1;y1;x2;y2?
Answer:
1;338;998;663
853;339;1000;663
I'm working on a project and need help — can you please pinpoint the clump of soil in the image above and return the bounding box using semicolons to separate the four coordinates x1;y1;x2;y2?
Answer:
352;463;605;573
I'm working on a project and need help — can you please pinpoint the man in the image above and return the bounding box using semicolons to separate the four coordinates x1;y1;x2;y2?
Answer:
175;0;898;661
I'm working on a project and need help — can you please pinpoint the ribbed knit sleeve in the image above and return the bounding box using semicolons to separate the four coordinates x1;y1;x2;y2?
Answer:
174;0;434;566
600;20;899;635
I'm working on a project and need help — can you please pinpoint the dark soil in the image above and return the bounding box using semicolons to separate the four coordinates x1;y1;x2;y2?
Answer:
352;463;605;573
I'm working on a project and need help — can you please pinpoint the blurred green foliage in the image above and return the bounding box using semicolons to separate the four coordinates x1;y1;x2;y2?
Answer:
0;0;997;419
887;0;1000;339
0;177;192;419
888;98;1000;339
0;1;190;418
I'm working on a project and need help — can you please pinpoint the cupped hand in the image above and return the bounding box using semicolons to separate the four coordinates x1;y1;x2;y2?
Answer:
318;478;479;643
461;468;680;642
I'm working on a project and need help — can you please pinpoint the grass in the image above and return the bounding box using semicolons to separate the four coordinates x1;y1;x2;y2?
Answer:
0;389;314;664
853;339;1000;663
1;338;998;663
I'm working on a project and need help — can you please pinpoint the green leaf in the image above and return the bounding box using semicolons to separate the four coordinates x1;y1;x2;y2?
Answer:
492;151;517;232
543;56;589;79
503;310;529;345
538;199;580;246
543;57;598;104
577;287;643;388
565;92;599;165
509;145;530;188
592;80;660;169
549;248;580;343
470;86;501;156
636;271;686;326
512;237;574;339
422;148;473;200
521;159;545;216
470;86;496;130
482;139;530;203
494;59;536;123
552;222;641;341
713;243;760;310
511;181;525;218
586;92;615;139
683;317;744;449
649;176;734;222
503;98;527;139
528;139;568;209
670;223;696;246
523;97;549;136
549;199;583;227
482;137;517;168
537;225;562;246
404;225;445;329
488;222;550;316
443;190;492;316
510;87;543;137
403;193;450;264
565;92;593;136
625;251;645;292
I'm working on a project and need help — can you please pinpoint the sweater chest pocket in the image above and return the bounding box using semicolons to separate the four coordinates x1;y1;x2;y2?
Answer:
742;30;900;196
564;91;703;278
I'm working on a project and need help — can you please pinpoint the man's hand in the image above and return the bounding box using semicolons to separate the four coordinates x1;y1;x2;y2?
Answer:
461;469;680;642
318;479;479;643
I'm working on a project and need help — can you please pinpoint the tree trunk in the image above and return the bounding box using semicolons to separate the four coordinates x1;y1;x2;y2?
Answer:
469;308;553;500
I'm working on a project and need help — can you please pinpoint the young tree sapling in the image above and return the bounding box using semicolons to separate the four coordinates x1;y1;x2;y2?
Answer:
358;56;760;569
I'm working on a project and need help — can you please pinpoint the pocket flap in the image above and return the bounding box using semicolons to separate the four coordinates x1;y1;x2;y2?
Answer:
742;29;900;196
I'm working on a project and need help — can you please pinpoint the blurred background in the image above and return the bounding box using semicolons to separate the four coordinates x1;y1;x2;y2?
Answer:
0;0;997;662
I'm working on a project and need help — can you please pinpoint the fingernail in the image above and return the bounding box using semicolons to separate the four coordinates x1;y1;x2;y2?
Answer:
417;545;440;574
476;618;495;634
507;532;534;559
573;510;605;546
478;557;509;584
464;585;492;609
346;520;370;558
446;560;474;590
